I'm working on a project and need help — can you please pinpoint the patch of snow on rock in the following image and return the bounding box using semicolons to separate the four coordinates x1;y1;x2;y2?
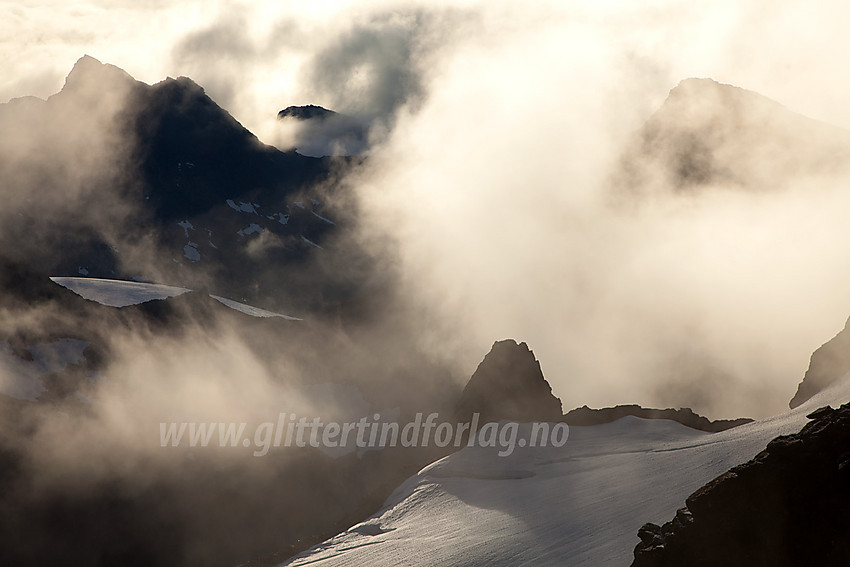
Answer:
177;220;194;238
227;199;258;214
49;277;191;307
312;211;336;225
300;235;322;248
237;224;264;236
183;243;200;262
209;295;301;320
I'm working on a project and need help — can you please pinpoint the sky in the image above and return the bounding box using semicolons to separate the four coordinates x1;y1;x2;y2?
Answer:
5;0;850;418
6;1;850;135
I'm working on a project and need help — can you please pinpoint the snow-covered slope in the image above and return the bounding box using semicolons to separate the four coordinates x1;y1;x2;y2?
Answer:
280;375;850;567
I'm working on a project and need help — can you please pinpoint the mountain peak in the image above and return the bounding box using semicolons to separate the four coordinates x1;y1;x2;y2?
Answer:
61;55;139;96
455;339;564;423
671;77;745;94
278;105;338;121
613;77;850;195
655;77;786;125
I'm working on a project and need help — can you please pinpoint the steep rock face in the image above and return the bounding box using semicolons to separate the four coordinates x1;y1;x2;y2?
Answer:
790;316;850;408
0;56;375;314
454;339;563;423
614;78;850;196
563;404;751;432
631;404;850;567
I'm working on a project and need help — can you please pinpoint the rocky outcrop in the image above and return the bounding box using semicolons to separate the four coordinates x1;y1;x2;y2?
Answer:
277;105;338;121
563;404;751;433
790;316;850;408
631;404;850;567
455;339;564;423
278;104;368;157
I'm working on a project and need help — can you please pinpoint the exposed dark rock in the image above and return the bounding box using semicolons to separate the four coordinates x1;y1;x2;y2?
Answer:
564;404;752;433
631;403;850;567
278;104;368;157
790;316;850;408
455;339;564;423
0;56;377;317
277;105;338;121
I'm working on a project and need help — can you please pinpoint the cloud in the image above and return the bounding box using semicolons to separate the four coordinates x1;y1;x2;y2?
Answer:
345;1;850;419
170;15;256;110
302;10;432;123
8;3;850;563
5;0;850;420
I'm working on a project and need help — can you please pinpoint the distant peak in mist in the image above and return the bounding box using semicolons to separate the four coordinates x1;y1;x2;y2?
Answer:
278;105;338;121
613;75;850;196
656;77;792;130
668;77;770;102
790;316;850;409
277;104;369;157
62;55;139;94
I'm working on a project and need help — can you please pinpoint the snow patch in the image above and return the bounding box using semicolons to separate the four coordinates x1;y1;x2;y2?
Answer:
177;219;194;238
183;243;200;262
312;211;336;225
209;295;301;320
227;199;259;214
300;235;322;248
237;224;264;236
50;277;191;307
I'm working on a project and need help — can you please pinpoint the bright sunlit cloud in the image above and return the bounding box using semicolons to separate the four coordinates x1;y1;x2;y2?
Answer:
5;0;850;419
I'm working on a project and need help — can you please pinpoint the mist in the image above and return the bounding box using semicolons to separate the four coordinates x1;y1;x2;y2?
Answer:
5;1;850;416
6;1;850;563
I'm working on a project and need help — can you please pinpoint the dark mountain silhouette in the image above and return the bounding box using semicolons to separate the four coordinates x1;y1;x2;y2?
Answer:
4;61;850;567
790;316;850;408
133;80;337;222
631;404;850;567
614;78;850;197
454;339;564;423
278;104;339;121
0;56;382;316
564;404;751;432
277;104;369;157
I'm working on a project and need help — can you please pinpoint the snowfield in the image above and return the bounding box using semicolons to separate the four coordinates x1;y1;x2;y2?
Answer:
50;277;191;307
208;295;301;320
280;374;850;567
48;277;302;320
